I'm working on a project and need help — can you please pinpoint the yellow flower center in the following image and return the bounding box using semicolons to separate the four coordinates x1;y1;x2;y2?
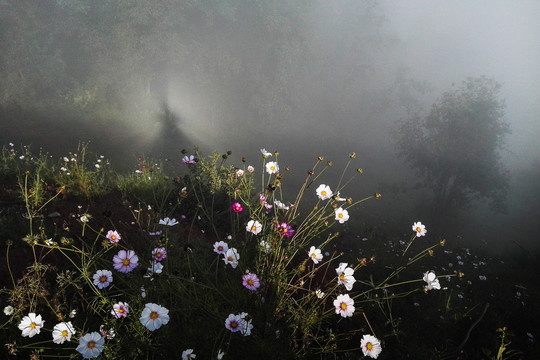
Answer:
88;341;95;349
340;302;347;310
321;191;326;196
111;235;116;240
100;276;107;282
150;311;158;319
339;274;345;281
338;213;343;218
30;322;36;329
366;342;373;350
248;279;254;285
312;254;317;258
62;330;68;337
156;253;162;258
416;227;422;232
231;321;238;328
119;308;124;313
122;259;130;266
227;257;233;262
218;246;223;251
251;225;257;231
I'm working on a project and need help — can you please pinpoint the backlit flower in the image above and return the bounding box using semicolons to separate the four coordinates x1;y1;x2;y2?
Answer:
112;250;139;273
106;230;121;243
182;349;196;359
333;294;355;317
308;246;323;264
18;313;44;338
52;321;75;344
334;207;349;223
225;313;244;332
152;247;167;262
159;217;178;226
242;272;261;291
232;202;243;213
111;302;129;318
182;155;196;164
223;248;240;268
246;220;262;235
93;269;113;289
361;334;382;359
336;263;356;291
412;221;427;237
260;148;272;158
76;332;104;359
265;161;279;174
423;271;441;290
213;241;229;255
316;184;333;200
139;303;170;331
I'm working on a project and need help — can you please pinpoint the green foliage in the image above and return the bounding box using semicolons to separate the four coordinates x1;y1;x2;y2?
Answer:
394;76;511;214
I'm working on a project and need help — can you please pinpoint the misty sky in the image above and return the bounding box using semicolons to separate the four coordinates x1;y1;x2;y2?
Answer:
381;0;540;165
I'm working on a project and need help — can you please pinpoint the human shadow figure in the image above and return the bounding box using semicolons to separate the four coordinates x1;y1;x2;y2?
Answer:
151;102;191;160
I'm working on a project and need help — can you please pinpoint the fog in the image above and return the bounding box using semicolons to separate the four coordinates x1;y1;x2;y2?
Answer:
1;0;539;254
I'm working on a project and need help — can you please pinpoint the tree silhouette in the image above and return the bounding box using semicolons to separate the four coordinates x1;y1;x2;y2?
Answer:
394;76;510;215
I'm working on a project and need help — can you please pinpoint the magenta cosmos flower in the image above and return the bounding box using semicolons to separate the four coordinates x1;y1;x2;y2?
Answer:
152;247;167;262
232;202;243;213
242;272;261;291
113;250;139;273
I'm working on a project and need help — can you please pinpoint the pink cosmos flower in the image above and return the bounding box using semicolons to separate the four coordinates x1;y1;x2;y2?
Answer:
113;250;139;273
182;155;196;164
111;302;129;318
152;247;167;262
242;272;261;291
232;202;243;213
106;230;121;243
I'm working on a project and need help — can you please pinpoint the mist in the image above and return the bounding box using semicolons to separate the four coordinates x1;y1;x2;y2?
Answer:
1;0;539;255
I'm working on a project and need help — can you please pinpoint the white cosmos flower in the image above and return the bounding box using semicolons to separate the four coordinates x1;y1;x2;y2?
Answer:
336;262;356;291
360;334;383;359
333;293;355;317
223;248;240;268
3;305;14;316
315;184;333;200
260;149;272;158
423;271;441;290
246;220;262;235
52;321;75;344
225;313;244;332
265;161;279;174
139;303;170;331
334;207;349;223
308;246;323;264
182;349;196;359
412;221;427;237
18;313;44;338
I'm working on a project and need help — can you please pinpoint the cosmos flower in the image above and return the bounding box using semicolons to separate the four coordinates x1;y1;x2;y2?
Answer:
182;155;196;164
247;165;255;173
423;271;441;290
18;313;44;338
242;272;261;291
99;325;115;339
315;289;325;299
239;312;253;336
52;321;75;344
111;302;129;318
274;200;290;210
232;202;243;213
265;161;279;174
236;169;244;177
76;332;104;359
334;207;349;223
182;349;196;359
360;334;382;359
333;294;355;318
259;240;271;253
106;230;121;243
139;303;170;331
3;305;14;316
316;184;333;200
278;222;295;237
260;148;272;158
223;248;240;268
93;269;113;289
152;247;167;262
159;217;178;226
146;261;163;275
112;250;139;273
246;220;262;235
412;221;427;237
225;313;244;333
213;241;229;255
336;263;356;291
308;246;323;264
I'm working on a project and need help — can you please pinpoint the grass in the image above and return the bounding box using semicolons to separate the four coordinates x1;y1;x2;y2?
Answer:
0;142;538;359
